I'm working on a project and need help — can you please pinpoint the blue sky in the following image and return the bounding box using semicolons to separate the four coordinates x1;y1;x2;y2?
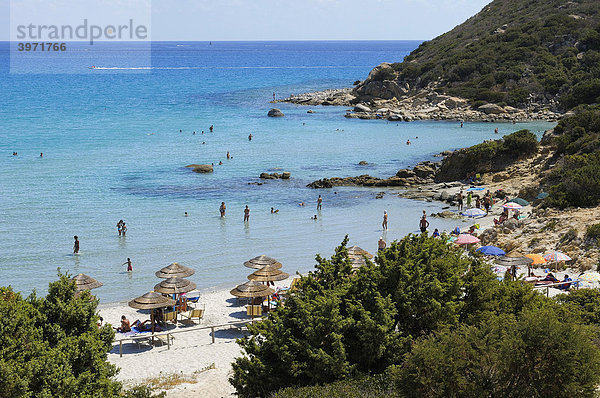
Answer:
1;0;492;41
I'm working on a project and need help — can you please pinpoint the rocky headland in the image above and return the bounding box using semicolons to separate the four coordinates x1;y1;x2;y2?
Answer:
277;64;561;122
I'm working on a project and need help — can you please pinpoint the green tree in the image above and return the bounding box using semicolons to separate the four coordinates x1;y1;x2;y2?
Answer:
230;237;401;397
0;273;121;397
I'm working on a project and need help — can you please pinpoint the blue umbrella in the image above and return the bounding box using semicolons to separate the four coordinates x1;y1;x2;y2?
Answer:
461;208;487;217
467;187;485;191
507;198;529;206
536;192;549;200
476;246;506;256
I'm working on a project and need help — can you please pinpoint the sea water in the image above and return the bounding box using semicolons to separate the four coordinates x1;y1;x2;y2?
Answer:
0;41;554;302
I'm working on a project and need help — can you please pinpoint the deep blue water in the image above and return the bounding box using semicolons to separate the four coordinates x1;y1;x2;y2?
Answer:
0;41;553;302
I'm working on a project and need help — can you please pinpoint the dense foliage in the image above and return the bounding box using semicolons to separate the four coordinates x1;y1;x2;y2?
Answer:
231;235;600;397
389;0;600;109
436;129;538;181
0;273;120;397
544;106;600;208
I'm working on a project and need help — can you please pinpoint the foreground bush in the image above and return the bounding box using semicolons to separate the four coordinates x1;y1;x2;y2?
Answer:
0;273;120;397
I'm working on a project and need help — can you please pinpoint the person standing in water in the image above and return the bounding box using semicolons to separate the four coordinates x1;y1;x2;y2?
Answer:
317;195;322;211
121;223;127;236
116;220;124;236
73;236;80;254
419;215;430;233
209;125;214;132
220;202;226;217
248;134;253;141
382;211;388;230
227;152;230;159
243;205;250;222
122;258;132;272
378;237;386;251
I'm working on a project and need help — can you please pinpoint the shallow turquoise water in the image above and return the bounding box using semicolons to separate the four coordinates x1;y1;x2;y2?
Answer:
0;41;554;301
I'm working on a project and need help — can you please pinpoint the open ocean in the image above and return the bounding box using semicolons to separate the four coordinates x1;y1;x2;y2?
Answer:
0;41;554;302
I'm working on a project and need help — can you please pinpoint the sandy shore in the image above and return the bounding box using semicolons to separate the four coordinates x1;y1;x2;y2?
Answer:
99;278;297;397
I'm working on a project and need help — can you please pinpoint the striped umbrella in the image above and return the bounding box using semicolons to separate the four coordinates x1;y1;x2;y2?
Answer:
543;251;571;263
502;202;523;210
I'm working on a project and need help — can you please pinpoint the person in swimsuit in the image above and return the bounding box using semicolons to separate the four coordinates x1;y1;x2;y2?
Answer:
226;152;230;159
248;134;253;141
73;236;80;254
243;205;250;222
116;315;131;332
220;202;226;217
116;220;124;236
121;223;127;236
378;237;386;251
317;195;322;211
131;319;161;332
419;215;429;233
209;125;214;132
382;211;388;230
123;258;132;272
457;191;464;211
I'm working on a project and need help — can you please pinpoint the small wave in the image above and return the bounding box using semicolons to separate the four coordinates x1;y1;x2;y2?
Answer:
89;65;369;70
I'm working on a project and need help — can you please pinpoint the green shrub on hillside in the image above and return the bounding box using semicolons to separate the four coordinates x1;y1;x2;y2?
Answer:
584;224;600;246
378;0;600;110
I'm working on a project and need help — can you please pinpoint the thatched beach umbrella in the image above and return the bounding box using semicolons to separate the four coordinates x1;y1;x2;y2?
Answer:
230;280;275;299
128;291;176;334
244;255;282;270
71;273;103;292
248;265;289;283
153;277;197;295
347;246;374;269
495;256;534;278
155;262;195;279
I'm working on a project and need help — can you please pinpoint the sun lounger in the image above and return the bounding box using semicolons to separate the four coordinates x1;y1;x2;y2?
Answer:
180;304;205;324
163;310;178;324
247;304;262;318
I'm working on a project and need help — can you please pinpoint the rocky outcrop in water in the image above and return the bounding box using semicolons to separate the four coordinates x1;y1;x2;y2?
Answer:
186;164;213;173
307;161;439;188
267;108;285;117
260;172;291;179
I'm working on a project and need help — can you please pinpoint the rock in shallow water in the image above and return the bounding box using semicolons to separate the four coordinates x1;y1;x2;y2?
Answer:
185;164;213;173
267;108;285;117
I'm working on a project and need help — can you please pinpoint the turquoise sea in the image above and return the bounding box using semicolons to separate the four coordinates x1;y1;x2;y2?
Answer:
0;41;554;302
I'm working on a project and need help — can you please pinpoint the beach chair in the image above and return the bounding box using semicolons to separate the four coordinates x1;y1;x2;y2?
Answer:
289;277;300;291
180;304;205;324
163;310;178;324
247;304;262;318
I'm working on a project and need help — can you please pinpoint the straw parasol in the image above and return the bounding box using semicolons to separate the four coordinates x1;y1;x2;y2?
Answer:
248;265;289;283
128;291;176;335
347;245;374;269
230;280;275;298
244;255;282;270
495;255;534;278
128;291;176;310
155;262;195;279
153;277;197;294
71;273;103;292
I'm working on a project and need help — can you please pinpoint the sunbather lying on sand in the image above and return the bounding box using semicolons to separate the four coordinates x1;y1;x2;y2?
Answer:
132;319;161;332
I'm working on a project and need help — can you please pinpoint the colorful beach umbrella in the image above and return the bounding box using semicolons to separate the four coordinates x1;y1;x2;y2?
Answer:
525;254;547;265
476;246;506;256
579;272;600;283
456;234;480;245
502;202;523;210
461;208;487;217
543;251;571;263
466;187;485;191
507;198;529;206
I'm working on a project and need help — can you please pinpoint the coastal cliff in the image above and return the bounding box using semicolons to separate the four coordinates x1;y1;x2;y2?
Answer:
280;0;600;121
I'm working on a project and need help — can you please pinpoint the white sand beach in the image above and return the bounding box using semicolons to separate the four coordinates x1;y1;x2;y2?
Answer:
99;278;296;397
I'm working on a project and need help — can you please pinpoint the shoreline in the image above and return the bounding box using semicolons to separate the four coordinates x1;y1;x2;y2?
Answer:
276;86;562;123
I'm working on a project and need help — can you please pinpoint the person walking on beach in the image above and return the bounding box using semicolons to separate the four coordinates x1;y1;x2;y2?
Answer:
382;211;388;230
243;205;250;222
466;192;472;208
378;237;386;251
457;191;464;211
419;215;430;233
220;202;226;217
73;236;80;254
122;258;133;272
317;195;322;211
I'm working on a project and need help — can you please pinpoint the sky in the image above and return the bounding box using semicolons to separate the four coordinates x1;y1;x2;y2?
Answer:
1;0;492;41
